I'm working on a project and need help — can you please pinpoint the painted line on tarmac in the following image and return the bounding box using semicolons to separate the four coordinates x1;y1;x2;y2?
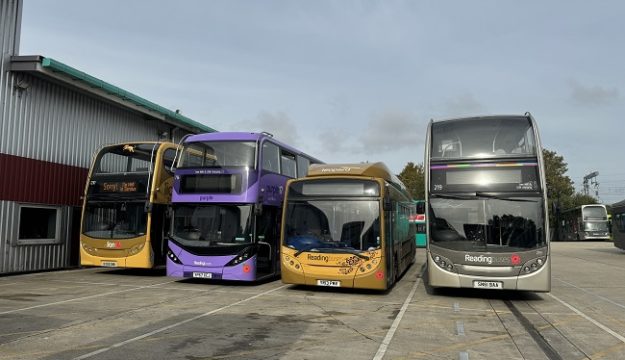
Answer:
372;267;424;360
456;321;465;336
453;302;460;312
458;351;469;360
72;284;288;360
548;293;625;344
51;279;142;288
0;280;176;315
555;277;625;310
0;282;18;287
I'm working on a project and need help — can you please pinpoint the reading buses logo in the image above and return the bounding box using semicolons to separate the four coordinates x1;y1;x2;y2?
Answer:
308;254;329;262
465;254;493;264
465;254;513;265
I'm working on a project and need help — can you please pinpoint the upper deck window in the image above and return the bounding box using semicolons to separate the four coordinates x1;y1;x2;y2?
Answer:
582;205;607;220
431;117;536;160
95;144;157;174
261;142;280;173
178;141;256;169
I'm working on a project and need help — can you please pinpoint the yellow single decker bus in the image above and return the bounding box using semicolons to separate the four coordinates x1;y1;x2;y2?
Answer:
80;142;178;269
280;162;416;290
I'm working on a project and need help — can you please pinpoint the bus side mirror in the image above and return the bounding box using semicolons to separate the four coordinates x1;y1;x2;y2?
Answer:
144;201;152;213
254;203;263;216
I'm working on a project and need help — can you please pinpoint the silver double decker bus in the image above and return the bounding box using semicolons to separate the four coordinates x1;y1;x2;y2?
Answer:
560;204;610;241
424;113;550;292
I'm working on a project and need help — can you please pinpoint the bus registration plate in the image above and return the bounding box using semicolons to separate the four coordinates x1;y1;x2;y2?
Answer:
101;261;117;267
192;272;212;279
473;280;503;289
317;280;341;287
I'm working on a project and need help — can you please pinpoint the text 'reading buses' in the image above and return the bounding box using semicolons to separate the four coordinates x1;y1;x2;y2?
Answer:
280;162;416;290
425;114;551;292
80;142;178;269
166;132;322;281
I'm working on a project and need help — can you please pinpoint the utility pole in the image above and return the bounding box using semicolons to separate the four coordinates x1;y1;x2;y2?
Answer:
583;171;600;200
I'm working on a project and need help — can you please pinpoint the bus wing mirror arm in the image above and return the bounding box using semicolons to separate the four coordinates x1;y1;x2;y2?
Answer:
383;197;392;212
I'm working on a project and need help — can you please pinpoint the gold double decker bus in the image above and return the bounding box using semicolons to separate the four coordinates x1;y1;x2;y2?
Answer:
80;142;178;269
280;162;416;290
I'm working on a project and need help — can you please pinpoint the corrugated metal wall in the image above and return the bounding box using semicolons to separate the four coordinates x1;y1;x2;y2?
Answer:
0;201;71;273
0;0;197;274
2;73;162;167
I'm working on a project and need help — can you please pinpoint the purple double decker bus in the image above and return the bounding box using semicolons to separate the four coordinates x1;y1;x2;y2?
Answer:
166;132;322;281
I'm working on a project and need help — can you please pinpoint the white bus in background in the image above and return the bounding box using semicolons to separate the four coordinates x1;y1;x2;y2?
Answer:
560;204;610;241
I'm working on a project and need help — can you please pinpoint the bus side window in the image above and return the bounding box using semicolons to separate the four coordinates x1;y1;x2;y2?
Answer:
262;142;280;173
280;150;297;178
296;156;310;178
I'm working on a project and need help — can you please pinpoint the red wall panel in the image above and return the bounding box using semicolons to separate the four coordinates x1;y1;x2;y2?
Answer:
0;153;88;206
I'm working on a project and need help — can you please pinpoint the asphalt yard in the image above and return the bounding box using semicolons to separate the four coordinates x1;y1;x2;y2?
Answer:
1;241;624;360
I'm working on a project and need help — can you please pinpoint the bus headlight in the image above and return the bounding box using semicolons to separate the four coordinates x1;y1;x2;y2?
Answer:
431;253;455;272
225;246;256;267
520;257;547;274
81;242;97;255
282;254;303;273
128;243;145;256
167;249;182;264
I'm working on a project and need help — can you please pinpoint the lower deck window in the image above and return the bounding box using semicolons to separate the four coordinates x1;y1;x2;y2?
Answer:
18;205;61;245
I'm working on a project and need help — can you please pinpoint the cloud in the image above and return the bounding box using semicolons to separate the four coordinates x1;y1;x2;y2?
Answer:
318;127;352;154
358;111;425;153
441;93;485;117
569;80;619;106
228;111;299;144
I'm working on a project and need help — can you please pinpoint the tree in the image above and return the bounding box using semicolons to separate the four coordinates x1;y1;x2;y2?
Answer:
569;193;599;208
398;162;425;200
542;148;575;221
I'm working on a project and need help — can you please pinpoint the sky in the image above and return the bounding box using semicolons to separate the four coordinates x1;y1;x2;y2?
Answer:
18;0;625;204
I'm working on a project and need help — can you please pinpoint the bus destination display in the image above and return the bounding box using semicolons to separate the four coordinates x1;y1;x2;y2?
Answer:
100;181;138;193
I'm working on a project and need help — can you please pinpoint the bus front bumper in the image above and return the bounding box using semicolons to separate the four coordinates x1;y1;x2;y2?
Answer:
166;257;257;281
427;254;551;292
79;244;153;269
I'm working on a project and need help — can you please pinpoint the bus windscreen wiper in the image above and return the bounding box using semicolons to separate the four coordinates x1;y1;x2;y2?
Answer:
430;194;475;200
322;248;370;260
294;247;370;260
294;246;317;257
474;192;537;202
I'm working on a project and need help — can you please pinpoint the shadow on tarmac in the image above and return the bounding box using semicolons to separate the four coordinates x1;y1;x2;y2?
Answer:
176;274;280;287
97;267;167;277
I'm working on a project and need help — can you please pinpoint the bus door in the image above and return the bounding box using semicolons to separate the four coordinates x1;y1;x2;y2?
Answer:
256;206;280;276
149;147;176;265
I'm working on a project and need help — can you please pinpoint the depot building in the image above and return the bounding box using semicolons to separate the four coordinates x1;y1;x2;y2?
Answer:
0;0;215;274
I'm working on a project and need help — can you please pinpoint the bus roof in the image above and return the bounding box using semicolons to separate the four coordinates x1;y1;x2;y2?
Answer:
308;162;406;191
186;132;267;142
612;199;625;209
184;132;322;162
99;141;174;148
431;114;531;124
561;204;607;213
